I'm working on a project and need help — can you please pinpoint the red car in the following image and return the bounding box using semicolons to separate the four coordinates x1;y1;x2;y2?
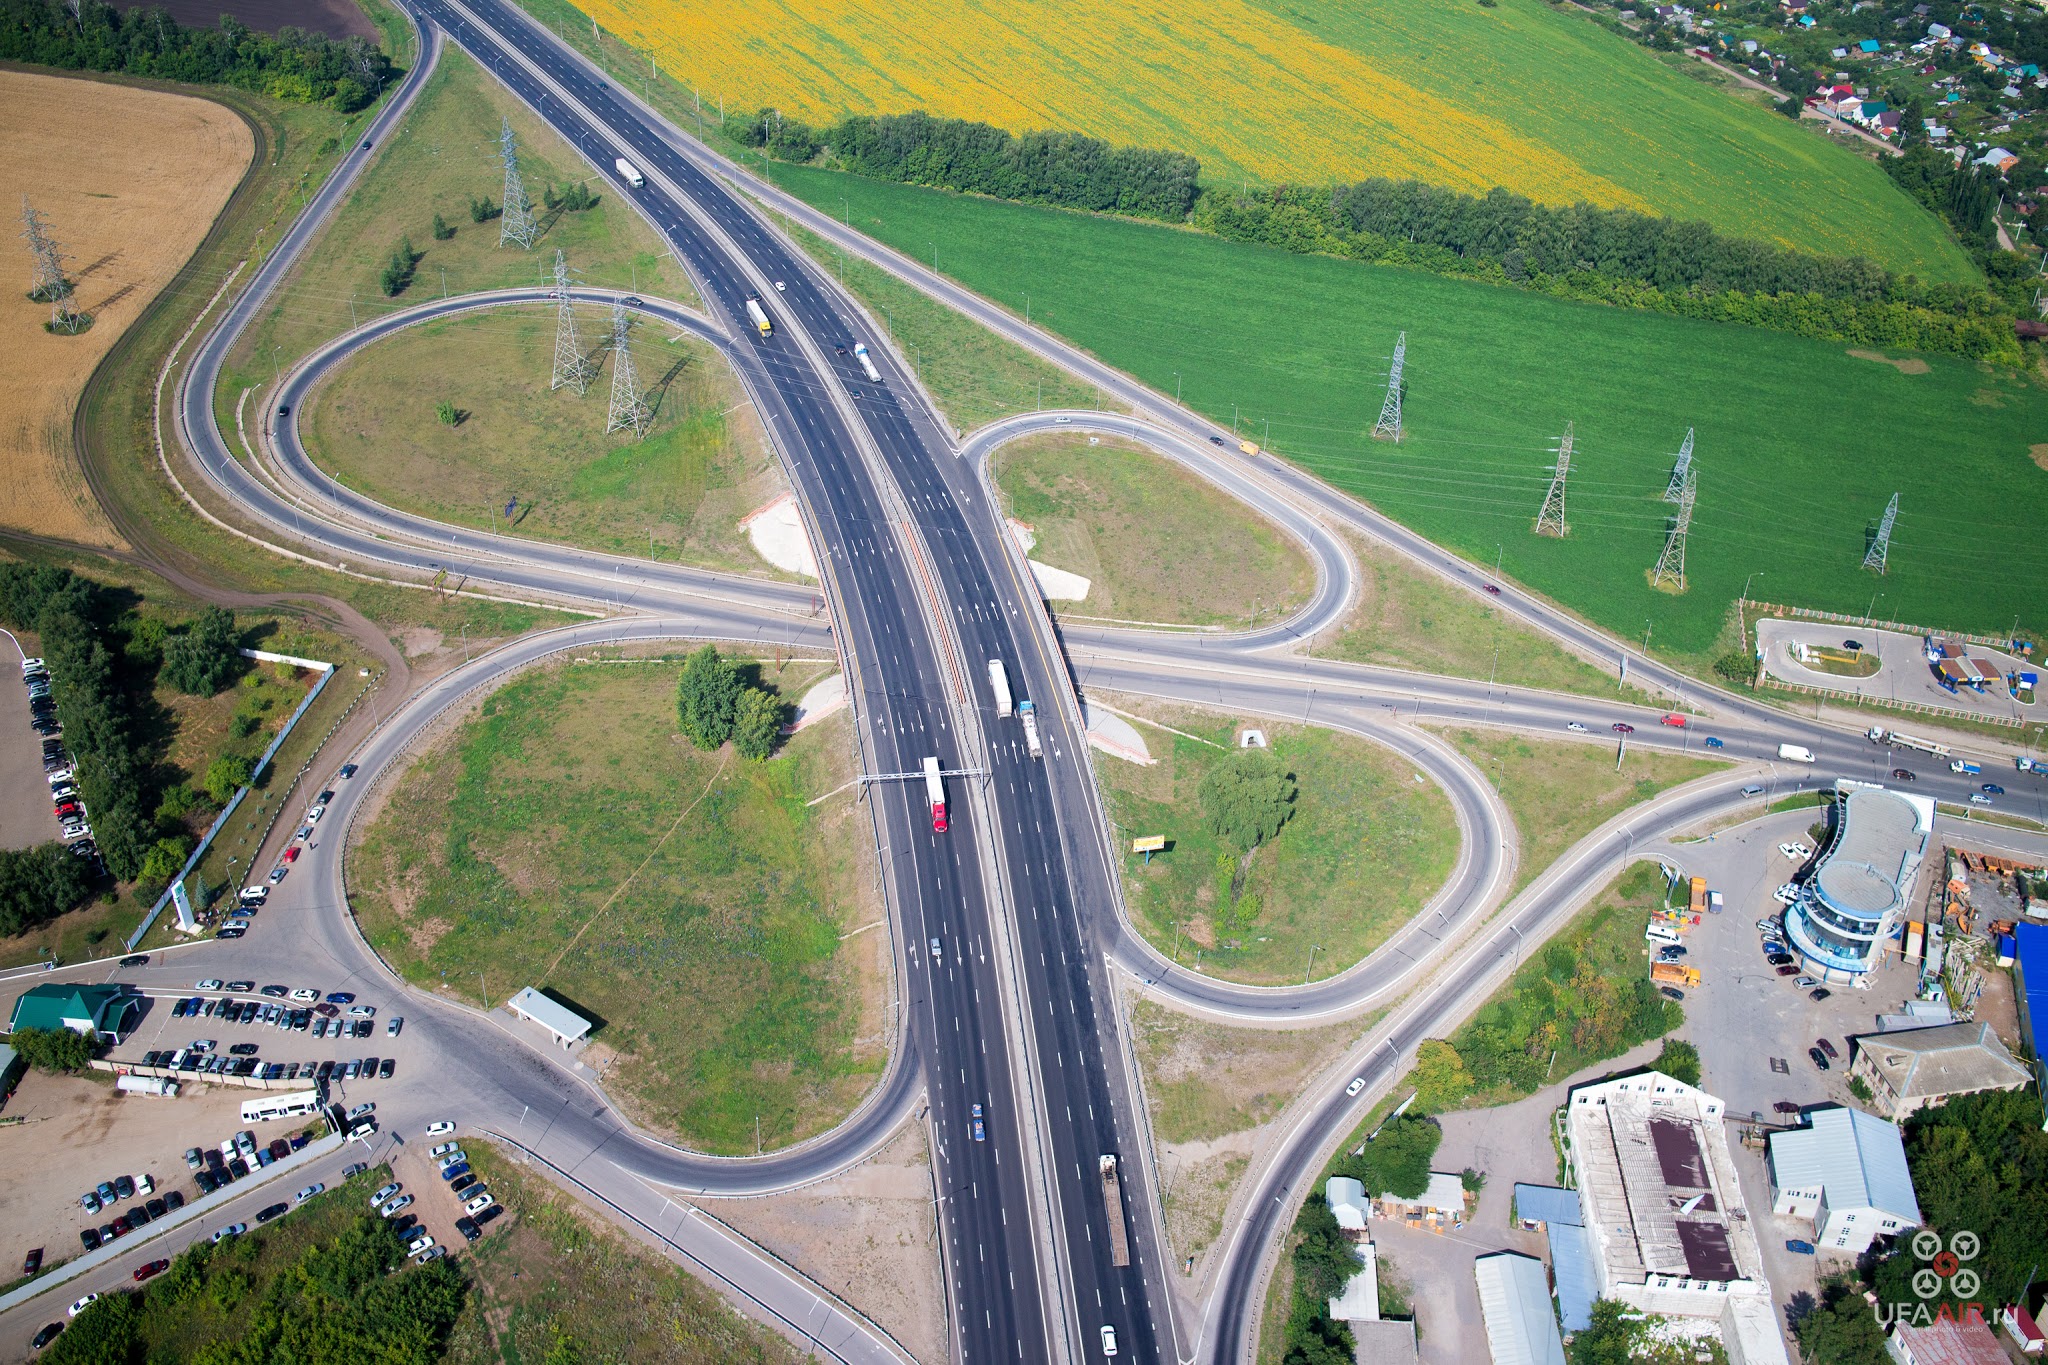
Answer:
1661;714;1688;728
1482;584;1501;595
132;1259;169;1282
282;846;301;863
1817;1038;1839;1059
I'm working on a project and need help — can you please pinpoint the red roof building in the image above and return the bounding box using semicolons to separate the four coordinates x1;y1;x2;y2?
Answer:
1891;1314;2007;1365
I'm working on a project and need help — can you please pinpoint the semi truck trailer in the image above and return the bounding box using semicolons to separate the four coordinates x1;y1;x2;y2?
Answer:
1099;1156;1131;1267
744;295;772;337
987;660;1013;718
854;342;882;382
1018;699;1043;759
614;157;645;187
923;756;947;833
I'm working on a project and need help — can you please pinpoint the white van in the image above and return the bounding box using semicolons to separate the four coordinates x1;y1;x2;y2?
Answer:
1645;924;1682;946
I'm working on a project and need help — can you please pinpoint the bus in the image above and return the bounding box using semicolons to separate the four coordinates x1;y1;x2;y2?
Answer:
242;1090;321;1125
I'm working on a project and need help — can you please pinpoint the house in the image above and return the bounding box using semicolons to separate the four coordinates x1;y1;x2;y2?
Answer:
1860;38;1882;52
1474;1253;1566;1365
1849;1021;2032;1119
1799;16;1816;27
1767;1107;1920;1257
1979;148;2021;172
2002;1301;2046;1356
1876;111;1903;133
1328;1241;1380;1322
1832;46;1851;57
7;983;141;1044
1326;1176;1370;1232
1781;0;1808;10
1373;1172;1468;1222
1889;1313;2009;1365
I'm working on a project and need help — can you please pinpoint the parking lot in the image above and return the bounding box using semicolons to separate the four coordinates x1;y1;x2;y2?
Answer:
0;636;57;851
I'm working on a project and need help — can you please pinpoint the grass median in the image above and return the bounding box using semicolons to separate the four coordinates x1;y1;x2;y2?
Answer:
991;432;1313;627
303;306;783;572
351;657;883;1154
1096;700;1457;986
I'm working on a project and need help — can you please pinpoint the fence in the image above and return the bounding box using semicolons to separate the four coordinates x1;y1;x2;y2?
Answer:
125;659;341;950
1758;676;2025;728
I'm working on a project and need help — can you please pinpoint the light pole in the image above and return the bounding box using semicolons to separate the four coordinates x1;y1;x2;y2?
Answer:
1305;943;1321;983
1173;371;1182;405
1867;589;1884;621
927;240;938;274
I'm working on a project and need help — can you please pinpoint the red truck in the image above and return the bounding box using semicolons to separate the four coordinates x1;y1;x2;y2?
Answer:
1661;714;1688;728
923;757;947;833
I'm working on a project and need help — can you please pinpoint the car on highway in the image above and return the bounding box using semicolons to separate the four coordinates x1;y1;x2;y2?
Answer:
32;1322;62;1349
133;1259;170;1282
970;1104;985;1142
1482;584;1501;595
1983;783;2005;795
1101;1325;1118;1356
295;1183;325;1203
1741;784;1764;796
772;280;786;292
1345;1076;1366;1097
1566;722;1587;732
1612;722;1634;733
1704;736;1724;748
1810;987;1832;1002
68;1294;99;1317
1970;794;1993;805
339;763;358;779
425;1120;456;1138
1208;435;1225;446
1842;639;1863;651
1660;713;1687;727
212;1223;248;1243
1892;769;1917;781
1807;1047;1830;1070
282;845;300;863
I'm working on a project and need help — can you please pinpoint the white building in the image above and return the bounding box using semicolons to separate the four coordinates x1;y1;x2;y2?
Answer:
1564;1072;1775;1320
506;987;594;1048
1326;1176;1369;1232
1767;1107;1920;1256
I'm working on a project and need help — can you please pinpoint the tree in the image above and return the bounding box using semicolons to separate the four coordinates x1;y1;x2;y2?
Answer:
1570;1300;1649;1365
1793;1275;1889;1365
378;236;417;297
436;400;459;426
1653;1037;1701;1086
431;212;454;241
468;195;500;223
676;646;742;749
1713;651;1755;684
1330;1113;1440;1199
731;687;786;760
12;1025;97;1073
200;754;254;806
0;842;99;937
137;836;193;897
159;606;242;695
1198;750;1297;852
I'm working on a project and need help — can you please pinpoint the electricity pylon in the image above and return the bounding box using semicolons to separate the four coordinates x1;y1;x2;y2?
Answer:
496;119;538;250
1653;467;1696;592
548;250;595;394
1864;493;1898;574
1534;422;1573;538
1372;331;1406;441
604;300;650;436
1662;427;1695;503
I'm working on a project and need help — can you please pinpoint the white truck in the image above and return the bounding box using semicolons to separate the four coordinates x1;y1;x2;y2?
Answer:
744;295;773;337
1778;743;1816;763
116;1075;178;1097
923;756;947;833
1018;699;1043;759
854;342;882;383
614;156;645;188
1866;726;1952;758
987;660;1014;718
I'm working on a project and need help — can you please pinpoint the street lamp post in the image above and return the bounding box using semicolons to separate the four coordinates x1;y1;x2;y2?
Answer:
1867;589;1884;622
1173;371;1182;405
1305;944;1321;984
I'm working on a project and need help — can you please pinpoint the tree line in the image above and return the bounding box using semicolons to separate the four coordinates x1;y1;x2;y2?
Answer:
0;565;252;923
735;108;1201;223
0;0;396;111
1193;181;2022;364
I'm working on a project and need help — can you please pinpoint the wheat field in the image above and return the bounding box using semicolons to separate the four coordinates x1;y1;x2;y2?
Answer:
0;71;253;548
581;0;1972;279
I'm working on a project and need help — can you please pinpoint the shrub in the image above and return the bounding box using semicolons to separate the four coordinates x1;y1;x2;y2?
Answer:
431;212;454;241
159;606;243;695
11;1025;98;1073
1198;750;1297;852
436;400;459;426
469;195;500;223
731;686;787;760
201;754;255;806
676;646;741;749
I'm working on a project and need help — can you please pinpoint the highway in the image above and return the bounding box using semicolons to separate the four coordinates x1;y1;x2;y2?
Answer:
28;0;2037;1359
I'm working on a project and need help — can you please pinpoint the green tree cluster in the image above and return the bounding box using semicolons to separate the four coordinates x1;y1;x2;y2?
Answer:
545;181;599;212
1278;1195;1361;1365
468;195;500;223
1329;1113;1442;1201
1791;1275;1889;1365
10;1024;98;1072
0;0;396;111
378;236;418;297
431;212;454;241
1198;750;1297;852
1652;1037;1701;1086
159;606;244;695
0;842;99;937
675;646;789;760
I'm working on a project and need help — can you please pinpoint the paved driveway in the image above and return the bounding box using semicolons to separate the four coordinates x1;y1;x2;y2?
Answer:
1757;620;2034;724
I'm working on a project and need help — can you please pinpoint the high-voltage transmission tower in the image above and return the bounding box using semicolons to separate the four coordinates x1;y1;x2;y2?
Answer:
1662;427;1695;503
1864;492;1899;574
1372;331;1407;441
604;300;650;436
548;250;596;394
495;119;539;250
1534;422;1573;537
19;196;70;303
1653;466;1697;591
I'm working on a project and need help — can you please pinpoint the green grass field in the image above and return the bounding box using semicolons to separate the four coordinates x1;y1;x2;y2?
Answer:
1440;728;1725;896
305;306;783;572
352;660;883;1153
1098;703;1457;985
770;166;2048;657
563;0;1968;279
992;433;1313;627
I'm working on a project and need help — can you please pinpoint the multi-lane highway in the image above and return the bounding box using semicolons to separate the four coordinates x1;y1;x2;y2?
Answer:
28;0;2038;1360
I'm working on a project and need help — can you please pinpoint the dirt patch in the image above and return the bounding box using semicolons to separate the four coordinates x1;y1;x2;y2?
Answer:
1845;348;1931;375
703;1120;944;1364
0;70;254;547
395;627;446;658
2031;443;2048;472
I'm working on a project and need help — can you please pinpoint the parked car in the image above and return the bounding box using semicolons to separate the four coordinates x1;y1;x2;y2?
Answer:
425;1120;456;1138
439;1162;470;1183
379;1058;396;1080
1809;987;1832;1002
255;1202;289;1224
1786;1239;1816;1255
455;1215;481;1242
1658;985;1683;1001
386;1016;403;1037
1766;952;1795;967
212;1223;247;1243
1807;1047;1831;1070
33;1322;63;1350
463;1191;494;1215
1817;1038;1839;1059
370;1183;401;1206
133;1259;170;1282
22;1247;43;1276
379;1195;414;1218
1776;964;1801;977
67;1294;99;1318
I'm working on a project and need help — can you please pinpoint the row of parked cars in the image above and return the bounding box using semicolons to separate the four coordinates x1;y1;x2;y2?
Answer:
23;659;103;866
73;1172;184;1255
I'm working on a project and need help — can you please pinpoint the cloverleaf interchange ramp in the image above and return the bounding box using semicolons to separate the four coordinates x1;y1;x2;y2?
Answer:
137;1;2038;1361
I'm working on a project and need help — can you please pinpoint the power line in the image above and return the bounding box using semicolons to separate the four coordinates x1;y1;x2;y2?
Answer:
1372;331;1405;442
549;249;596;394
1864;492;1898;575
1652;466;1696;592
1534;422;1572;538
604;298;650;436
496;118;538;250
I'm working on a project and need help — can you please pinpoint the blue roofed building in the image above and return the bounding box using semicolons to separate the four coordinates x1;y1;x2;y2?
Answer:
1511;1185;1594;1331
1767;1106;1919;1255
2015;922;2048;1128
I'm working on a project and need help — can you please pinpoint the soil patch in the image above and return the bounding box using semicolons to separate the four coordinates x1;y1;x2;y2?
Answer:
0;70;253;547
1846;348;1931;375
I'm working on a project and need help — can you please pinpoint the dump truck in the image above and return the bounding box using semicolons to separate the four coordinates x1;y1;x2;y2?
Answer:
1099;1155;1131;1267
1688;876;1707;915
987;659;1014;718
744;294;772;337
614;157;645;187
1018;699;1043;759
1650;962;1701;987
923;756;947;833
1950;759;1982;775
854;342;882;383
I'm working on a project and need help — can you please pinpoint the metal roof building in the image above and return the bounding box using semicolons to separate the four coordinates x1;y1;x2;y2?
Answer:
1545;1219;1597;1334
1784;783;1934;982
1848;1021;2031;1120
2015;922;2048;1127
1767;1106;1919;1256
1510;1184;1581;1230
506;987;593;1047
1326;1176;1369;1231
7;983;141;1043
1473;1252;1565;1365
